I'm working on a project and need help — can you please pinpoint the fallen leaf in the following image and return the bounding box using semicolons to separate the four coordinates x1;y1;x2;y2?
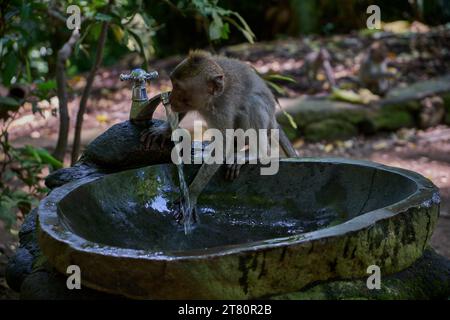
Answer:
373;141;388;150
293;138;304;148
96;114;109;124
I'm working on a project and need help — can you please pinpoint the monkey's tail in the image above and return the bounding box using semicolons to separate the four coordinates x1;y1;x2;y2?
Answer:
270;93;298;158
278;124;298;158
271;98;298;158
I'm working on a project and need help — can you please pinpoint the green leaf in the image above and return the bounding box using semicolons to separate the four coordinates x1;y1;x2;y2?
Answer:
127;29;148;70
2;52;17;85
24;145;41;162
240;29;254;44
34;148;63;169
267;81;286;95
221;22;230;39
209;15;223;40
265;74;297;83
95;13;113;22
111;24;125;43
22;145;63;169
282;110;298;129
330;88;364;104
231;12;255;38
0;96;20;107
37;80;56;92
223;16;254;44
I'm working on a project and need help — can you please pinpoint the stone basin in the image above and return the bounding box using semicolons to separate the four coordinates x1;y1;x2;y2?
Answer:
37;158;440;299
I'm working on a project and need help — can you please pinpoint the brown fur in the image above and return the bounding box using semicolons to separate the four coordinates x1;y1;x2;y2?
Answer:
359;41;393;95
146;51;298;220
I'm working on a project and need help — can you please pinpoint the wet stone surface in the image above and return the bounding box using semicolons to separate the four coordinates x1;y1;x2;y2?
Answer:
45;120;172;189
5;117;450;299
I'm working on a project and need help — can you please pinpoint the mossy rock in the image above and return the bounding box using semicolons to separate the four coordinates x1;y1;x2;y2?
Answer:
277;97;369;129
272;248;450;300
7;161;449;299
381;75;450;120
304;119;358;142
283;125;299;141
45;120;174;189
386;76;450;102
370;110;415;131
83;120;172;169
380;100;421;113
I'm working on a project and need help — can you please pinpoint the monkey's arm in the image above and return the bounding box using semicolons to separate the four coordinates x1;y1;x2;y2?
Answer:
188;163;222;203
185;125;240;205
140;112;187;149
172;162;222;223
187;125;296;201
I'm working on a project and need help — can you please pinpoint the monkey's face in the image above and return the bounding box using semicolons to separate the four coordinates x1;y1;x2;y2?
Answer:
170;77;212;112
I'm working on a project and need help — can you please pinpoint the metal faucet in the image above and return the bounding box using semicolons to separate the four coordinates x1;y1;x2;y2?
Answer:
120;68;160;125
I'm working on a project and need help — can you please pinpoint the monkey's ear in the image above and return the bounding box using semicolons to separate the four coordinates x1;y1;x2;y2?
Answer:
208;74;224;97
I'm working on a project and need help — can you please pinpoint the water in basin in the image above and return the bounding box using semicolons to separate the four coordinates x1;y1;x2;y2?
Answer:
57;160;418;254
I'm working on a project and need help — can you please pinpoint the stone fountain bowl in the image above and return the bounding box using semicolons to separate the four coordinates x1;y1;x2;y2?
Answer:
38;158;440;299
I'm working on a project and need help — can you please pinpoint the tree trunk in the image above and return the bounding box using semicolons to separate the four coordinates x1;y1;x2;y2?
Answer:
71;21;109;165
53;29;80;163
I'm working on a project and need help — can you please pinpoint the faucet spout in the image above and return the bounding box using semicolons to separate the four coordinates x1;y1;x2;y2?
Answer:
120;68;159;124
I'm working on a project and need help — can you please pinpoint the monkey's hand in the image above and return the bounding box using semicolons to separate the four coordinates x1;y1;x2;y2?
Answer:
140;123;172;150
225;164;242;180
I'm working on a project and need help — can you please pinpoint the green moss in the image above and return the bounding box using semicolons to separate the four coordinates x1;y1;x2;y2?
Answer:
383;101;421;112
135;170;163;202
276;99;369;131
370;110;414;131
272;249;448;300
304;119;358;142
278;120;300;140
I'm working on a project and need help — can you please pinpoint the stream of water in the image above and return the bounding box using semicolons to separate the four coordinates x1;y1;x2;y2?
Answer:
164;103;195;235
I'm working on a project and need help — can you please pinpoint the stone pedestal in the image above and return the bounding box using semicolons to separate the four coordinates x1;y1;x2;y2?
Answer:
6;120;450;299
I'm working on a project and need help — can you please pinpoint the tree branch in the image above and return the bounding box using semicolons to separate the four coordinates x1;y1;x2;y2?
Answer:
53;28;80;162
71;1;113;164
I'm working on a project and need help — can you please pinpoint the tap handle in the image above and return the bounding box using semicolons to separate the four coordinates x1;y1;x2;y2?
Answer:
120;68;159;83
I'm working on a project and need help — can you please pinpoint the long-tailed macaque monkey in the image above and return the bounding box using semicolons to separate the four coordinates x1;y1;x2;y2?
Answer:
359;41;394;95
141;50;297;221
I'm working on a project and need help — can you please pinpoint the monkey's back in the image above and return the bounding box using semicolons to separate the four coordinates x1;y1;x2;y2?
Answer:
212;56;277;130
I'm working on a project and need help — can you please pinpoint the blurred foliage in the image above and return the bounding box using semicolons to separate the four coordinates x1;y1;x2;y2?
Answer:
2;0;449;87
0;0;254;228
0;102;62;230
0;0;255;85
